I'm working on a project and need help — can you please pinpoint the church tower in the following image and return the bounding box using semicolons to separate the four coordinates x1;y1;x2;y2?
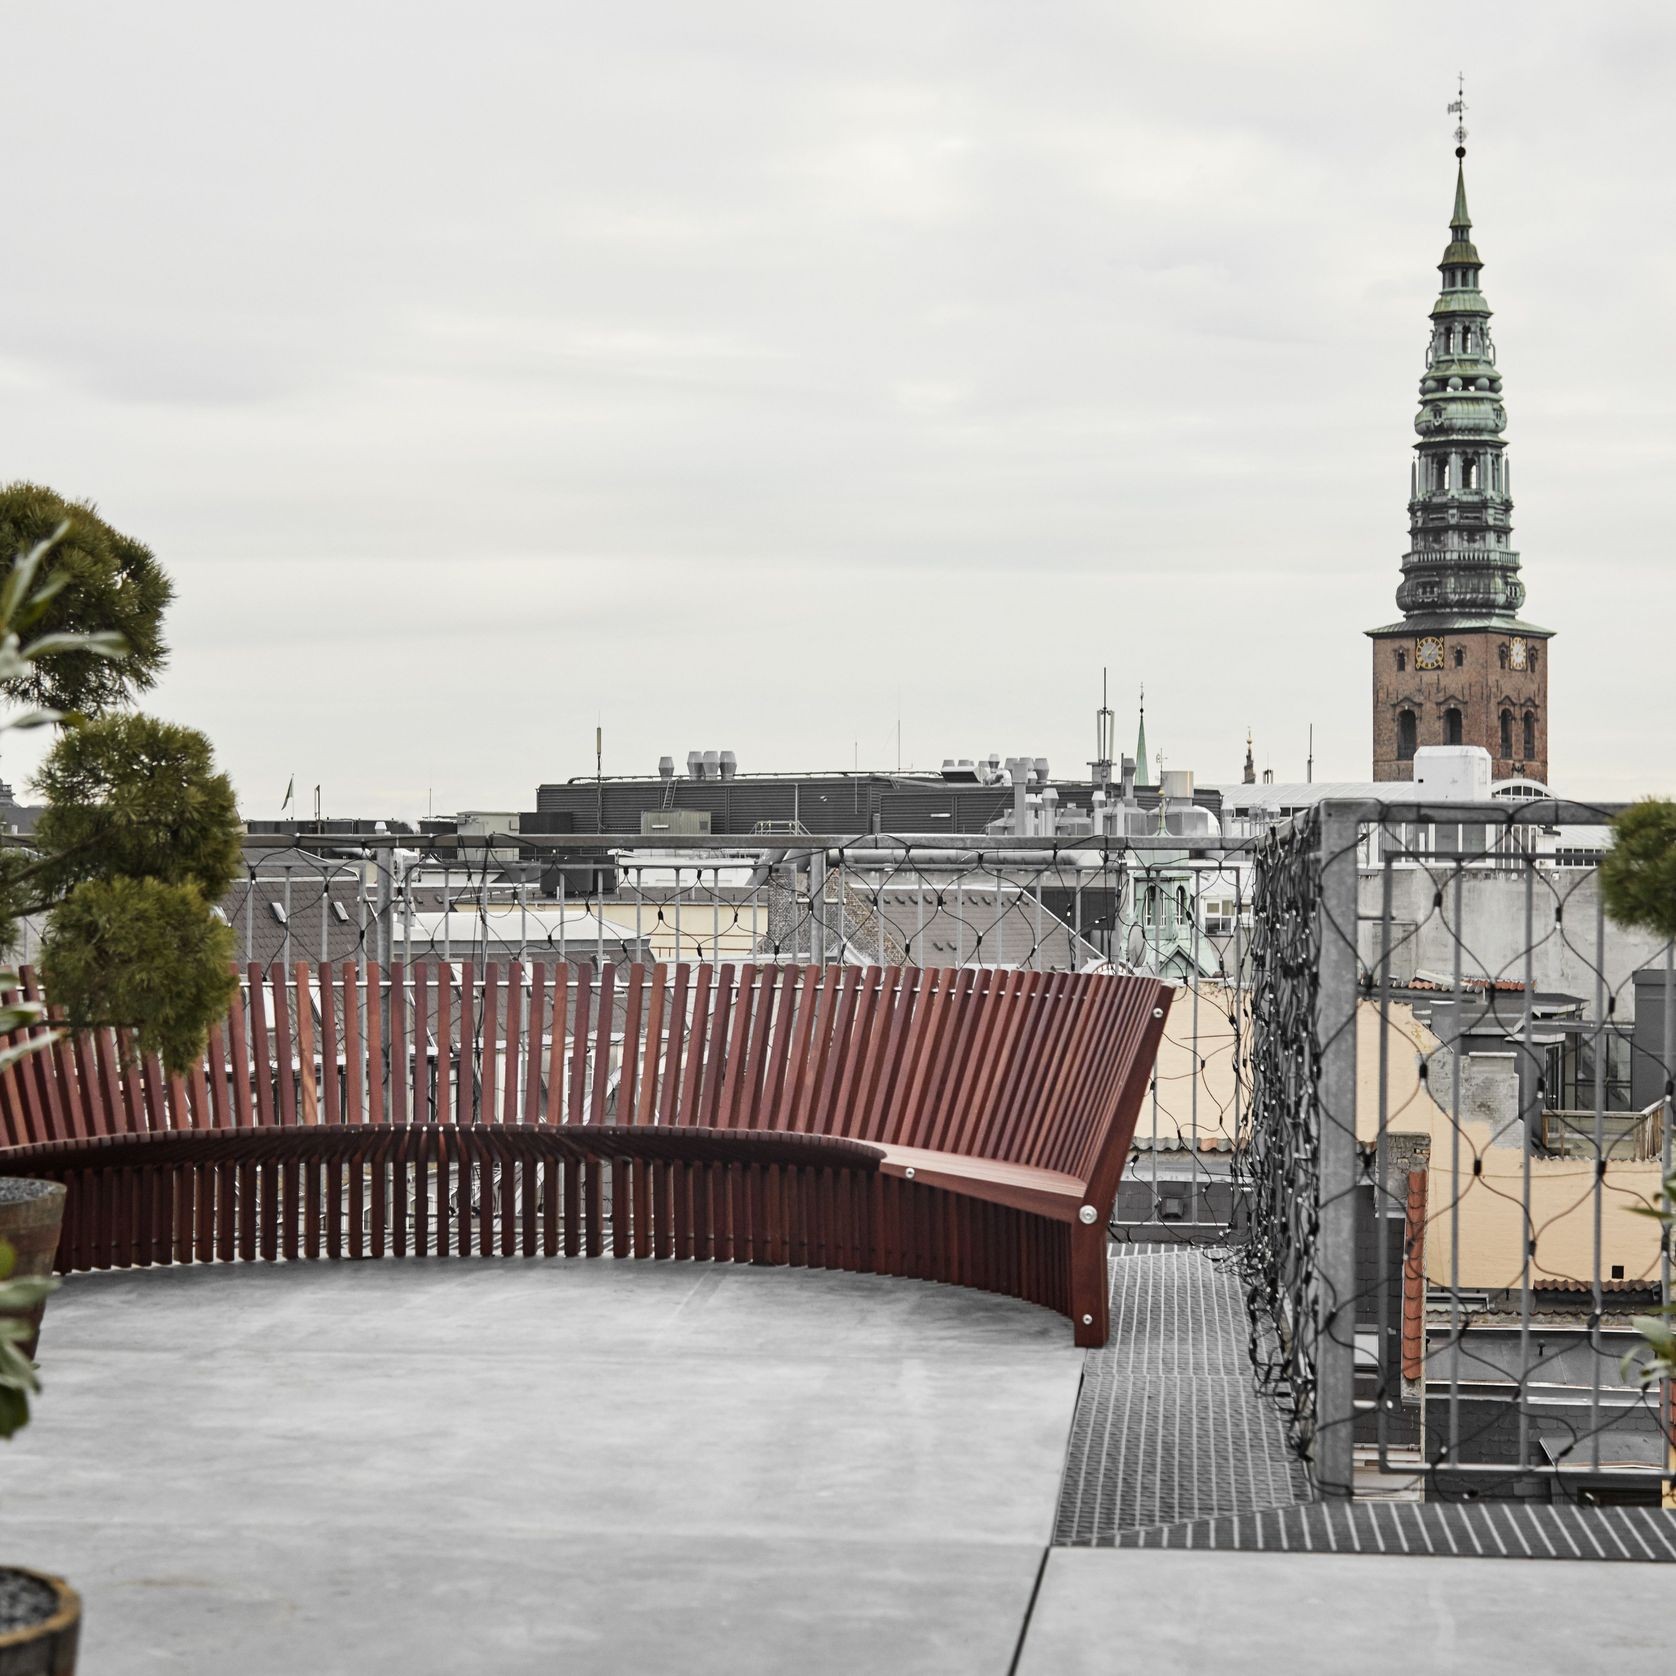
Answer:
1368;103;1552;782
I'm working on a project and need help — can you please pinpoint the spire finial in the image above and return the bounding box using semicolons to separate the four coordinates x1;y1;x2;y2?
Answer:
1448;73;1468;159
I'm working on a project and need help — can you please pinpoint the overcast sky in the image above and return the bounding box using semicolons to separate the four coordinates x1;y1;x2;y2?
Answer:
3;1;1672;817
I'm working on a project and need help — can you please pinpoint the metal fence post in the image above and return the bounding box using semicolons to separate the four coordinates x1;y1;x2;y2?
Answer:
1314;803;1361;1498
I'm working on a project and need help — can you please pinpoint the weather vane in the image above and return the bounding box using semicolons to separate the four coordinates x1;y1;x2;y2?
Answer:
1448;73;1468;158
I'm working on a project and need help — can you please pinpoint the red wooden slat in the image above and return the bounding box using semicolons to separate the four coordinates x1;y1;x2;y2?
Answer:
271;969;297;1129
387;958;410;1126
362;972;383;1126
735;965;783;1131
18;971;68;1142
757;965;808;1131
821;972;884;1139
48;1009;89;1143
657;966;689;1128
524;966;549;1127
617;965;643;1125
503;962;525;1128
340;965;362;1125
676;966;711;1128
293;963;320;1126
500;962;523;1254
248;969;275;1132
319;962;340;1126
784;966;835;1134
437;964;455;1126
697;967;734;1129
455;965;475;1119
543;964;569;1125
479;963;500;1129
410;965;430;1124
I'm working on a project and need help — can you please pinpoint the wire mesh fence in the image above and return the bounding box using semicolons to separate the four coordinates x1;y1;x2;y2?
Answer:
225;831;1252;1241
223;811;1675;1504
1237;799;1675;1504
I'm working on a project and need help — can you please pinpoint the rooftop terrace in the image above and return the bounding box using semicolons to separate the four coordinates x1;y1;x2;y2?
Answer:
7;1249;1668;1674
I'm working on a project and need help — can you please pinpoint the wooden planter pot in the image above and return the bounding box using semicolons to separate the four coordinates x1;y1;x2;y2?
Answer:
0;1569;79;1673
0;1180;65;1360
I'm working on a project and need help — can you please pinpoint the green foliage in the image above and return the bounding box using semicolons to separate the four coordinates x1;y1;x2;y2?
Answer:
0;1239;56;1441
1621;1168;1676;1391
0;506;242;1077
0;482;171;716
31;714;241;902
40;878;237;1075
1600;799;1676;941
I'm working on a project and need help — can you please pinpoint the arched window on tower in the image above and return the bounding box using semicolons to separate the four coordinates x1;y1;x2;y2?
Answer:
1528;647;1539;673
1444;708;1463;746
1500;710;1514;758
1396;649;1407;672
1453;646;1465;668
1464;456;1479;490
1498;644;1509;669
1523;713;1537;758
1397;710;1417;762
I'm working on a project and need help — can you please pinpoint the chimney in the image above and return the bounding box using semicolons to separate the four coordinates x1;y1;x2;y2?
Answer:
1008;756;1030;833
702;749;720;781
719;750;738;781
687;750;705;781
1041;785;1059;838
658;756;675;782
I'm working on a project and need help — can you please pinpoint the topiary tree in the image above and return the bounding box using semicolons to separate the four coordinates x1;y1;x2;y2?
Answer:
1600;798;1676;943
0;490;239;1075
1600;800;1676;1422
0;483;172;717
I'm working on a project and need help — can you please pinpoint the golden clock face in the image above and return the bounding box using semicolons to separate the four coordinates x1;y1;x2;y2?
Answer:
1508;637;1528;670
1415;636;1445;671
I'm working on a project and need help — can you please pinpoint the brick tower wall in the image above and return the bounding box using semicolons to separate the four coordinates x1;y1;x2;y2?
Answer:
1371;631;1548;783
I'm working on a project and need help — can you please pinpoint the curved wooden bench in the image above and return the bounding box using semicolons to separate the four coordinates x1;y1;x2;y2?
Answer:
0;962;1170;1345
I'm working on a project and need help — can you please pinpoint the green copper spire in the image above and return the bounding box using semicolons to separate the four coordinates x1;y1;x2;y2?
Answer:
1133;687;1151;788
1372;113;1544;632
1450;161;1471;232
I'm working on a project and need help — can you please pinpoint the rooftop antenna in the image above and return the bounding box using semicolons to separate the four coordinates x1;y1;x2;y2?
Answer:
1448;72;1468;157
1090;666;1115;792
1307;724;1314;784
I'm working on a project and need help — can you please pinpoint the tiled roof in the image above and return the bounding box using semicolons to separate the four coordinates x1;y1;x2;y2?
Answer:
221;870;372;969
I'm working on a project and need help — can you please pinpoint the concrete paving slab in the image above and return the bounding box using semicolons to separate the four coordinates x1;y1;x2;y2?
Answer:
3;1260;1083;1674
1019;1548;1670;1676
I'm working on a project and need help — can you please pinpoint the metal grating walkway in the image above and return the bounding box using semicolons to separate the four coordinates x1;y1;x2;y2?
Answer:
1114;1499;1676;1562
1053;1245;1309;1544
1052;1244;1675;1563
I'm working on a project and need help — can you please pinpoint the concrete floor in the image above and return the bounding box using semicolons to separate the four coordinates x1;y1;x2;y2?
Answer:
1019;1549;1671;1675
3;1260;1084;1675
6;1260;1666;1674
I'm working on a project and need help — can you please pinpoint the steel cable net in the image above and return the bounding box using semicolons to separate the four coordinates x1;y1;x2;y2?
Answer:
224;832;1249;1221
1237;801;1675;1504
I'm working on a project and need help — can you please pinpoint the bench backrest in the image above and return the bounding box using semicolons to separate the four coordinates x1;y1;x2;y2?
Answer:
0;962;1167;1188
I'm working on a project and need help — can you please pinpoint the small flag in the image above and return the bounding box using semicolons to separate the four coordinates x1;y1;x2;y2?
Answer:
281;775;294;811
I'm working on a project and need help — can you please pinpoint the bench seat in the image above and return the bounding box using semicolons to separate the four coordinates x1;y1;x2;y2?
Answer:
0;961;1171;1345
